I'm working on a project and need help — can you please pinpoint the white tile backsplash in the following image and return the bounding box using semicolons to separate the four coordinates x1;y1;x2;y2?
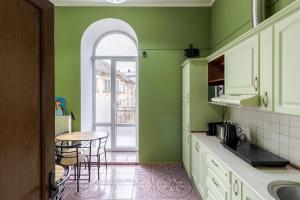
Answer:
290;127;300;140
280;114;290;125
280;124;290;136
271;123;280;133
290;139;300;150
226;107;300;167
290;115;300;128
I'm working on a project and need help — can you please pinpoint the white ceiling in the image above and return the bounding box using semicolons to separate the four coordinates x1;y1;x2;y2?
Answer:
50;0;215;7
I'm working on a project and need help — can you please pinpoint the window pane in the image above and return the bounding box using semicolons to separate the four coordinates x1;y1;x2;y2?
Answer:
116;126;136;147
95;33;137;57
115;61;136;124
95;60;111;123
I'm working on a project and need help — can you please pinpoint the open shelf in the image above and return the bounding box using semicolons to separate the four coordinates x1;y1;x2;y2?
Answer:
208;78;224;85
208;55;224;86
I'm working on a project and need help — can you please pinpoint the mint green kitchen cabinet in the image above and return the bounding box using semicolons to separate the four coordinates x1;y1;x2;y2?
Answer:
274;9;300;115
191;135;206;196
183;131;191;177
205;152;230;200
259;26;274;111
197;143;206;196
182;59;222;177
242;185;262;200
191;135;200;188
182;62;191;177
231;173;242;200
182;59;222;131
206;178;225;200
225;34;259;95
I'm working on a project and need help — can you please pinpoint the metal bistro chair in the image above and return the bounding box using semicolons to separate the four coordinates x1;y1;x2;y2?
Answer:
55;142;85;192
51;166;71;200
85;136;108;180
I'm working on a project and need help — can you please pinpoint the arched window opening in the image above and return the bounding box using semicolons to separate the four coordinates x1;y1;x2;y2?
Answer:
93;32;138;151
95;33;137;57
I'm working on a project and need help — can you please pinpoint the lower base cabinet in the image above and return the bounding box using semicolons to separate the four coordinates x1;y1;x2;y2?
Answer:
183;132;191;178
197;145;205;195
206;169;229;200
191;135;200;186
189;135;263;200
231;173;242;200
207;188;219;200
242;185;262;200
206;177;227;200
191;135;205;196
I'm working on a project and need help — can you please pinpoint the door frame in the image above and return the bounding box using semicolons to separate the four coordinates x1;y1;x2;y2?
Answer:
92;56;139;151
25;0;54;199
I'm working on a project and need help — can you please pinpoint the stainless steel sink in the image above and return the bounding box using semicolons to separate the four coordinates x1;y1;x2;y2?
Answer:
268;181;300;200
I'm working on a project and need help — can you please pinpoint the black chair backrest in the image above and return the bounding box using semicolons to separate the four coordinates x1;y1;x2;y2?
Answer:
97;136;108;155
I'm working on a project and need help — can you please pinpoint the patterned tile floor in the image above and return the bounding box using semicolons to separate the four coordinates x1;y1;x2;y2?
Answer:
101;152;139;164
62;164;202;200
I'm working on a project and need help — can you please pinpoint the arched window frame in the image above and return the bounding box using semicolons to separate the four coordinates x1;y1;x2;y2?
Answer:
91;30;138;151
93;30;138;58
80;18;139;141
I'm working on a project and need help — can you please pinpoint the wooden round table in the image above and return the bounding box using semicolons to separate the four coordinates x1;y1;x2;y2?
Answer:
55;131;108;187
56;131;108;142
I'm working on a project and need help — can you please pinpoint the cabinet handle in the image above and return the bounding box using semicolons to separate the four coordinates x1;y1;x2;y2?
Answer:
212;178;219;187
195;142;199;152
187;135;190;144
212;159;219;168
254;77;258;91
233;179;239;196
262;91;269;108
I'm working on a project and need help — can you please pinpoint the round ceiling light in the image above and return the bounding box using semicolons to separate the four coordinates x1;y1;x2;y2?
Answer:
106;0;126;4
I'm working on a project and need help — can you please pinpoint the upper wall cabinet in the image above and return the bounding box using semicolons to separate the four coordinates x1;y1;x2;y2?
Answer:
259;26;274;111
274;9;300;115
225;34;259;95
182;59;222;132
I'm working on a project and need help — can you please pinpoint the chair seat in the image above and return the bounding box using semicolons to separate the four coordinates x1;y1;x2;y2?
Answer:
60;153;85;166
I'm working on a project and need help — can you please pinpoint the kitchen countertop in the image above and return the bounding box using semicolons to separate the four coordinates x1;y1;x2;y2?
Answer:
193;132;300;200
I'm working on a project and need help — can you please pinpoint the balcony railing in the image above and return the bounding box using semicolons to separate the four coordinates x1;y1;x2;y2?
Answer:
116;107;136;124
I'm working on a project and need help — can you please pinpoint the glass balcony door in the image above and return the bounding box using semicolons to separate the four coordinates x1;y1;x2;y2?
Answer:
94;58;137;151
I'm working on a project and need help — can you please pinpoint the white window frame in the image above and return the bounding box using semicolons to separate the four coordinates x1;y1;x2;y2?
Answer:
92;31;139;152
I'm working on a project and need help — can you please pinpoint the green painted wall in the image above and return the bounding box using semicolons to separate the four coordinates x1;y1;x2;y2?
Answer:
210;0;295;52
55;7;211;162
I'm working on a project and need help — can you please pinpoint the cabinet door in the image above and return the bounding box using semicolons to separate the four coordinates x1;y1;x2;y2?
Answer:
274;9;300;115
260;26;274;111
182;64;190;100
182;101;190;133
242;185;262;200
183;132;191;177
231;173;242;200
191;136;199;186
225;34;259;95
197;145;205;196
182;130;187;167
206;176;228;200
207;188;219;200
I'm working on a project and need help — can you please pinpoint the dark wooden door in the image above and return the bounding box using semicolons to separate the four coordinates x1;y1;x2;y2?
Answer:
0;0;54;199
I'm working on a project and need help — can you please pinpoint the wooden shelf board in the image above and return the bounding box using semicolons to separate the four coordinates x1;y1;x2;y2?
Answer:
208;78;224;84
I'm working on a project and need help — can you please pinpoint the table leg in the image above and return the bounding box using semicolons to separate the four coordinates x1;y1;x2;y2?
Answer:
76;164;79;192
88;141;92;182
